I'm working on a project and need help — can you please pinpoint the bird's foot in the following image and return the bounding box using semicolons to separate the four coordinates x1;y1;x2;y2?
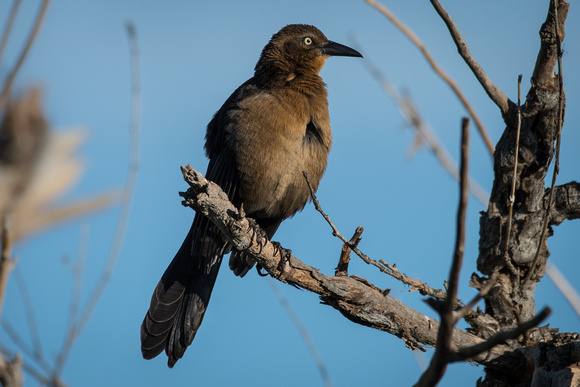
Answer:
256;264;268;277
247;218;268;251
272;241;292;278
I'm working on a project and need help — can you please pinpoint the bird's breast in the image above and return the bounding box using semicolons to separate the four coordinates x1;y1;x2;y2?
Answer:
229;89;331;219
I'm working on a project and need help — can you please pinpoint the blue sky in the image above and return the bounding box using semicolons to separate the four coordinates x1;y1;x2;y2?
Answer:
2;1;579;386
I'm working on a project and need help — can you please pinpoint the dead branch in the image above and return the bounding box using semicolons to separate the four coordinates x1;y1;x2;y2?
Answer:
429;0;511;116
335;226;363;277
415;118;471;386
548;182;580;225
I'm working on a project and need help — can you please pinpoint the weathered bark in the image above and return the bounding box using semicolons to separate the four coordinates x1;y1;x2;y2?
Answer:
473;1;579;385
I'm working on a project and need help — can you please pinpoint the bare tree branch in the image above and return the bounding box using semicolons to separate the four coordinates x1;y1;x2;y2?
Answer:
335;226;363;277
429;0;511;115
415;118;470;387
548;181;580;225
449;307;551;363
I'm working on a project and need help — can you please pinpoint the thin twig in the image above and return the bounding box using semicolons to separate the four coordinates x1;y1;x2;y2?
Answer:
415;118;470;387
76;22;141;333
455;270;499;320
546;262;580;319
302;172;448;301
365;0;494;156
265;278;332;387
448;307;551;362
522;0;564;288
503;75;523;276
0;0;22;67
0;0;51;111
429;0;510;115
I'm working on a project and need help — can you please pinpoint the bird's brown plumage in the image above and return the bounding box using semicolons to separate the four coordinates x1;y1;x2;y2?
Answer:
140;24;362;367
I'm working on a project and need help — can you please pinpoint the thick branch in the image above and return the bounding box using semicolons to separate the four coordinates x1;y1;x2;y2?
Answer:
179;164;514;363
548;181;580;226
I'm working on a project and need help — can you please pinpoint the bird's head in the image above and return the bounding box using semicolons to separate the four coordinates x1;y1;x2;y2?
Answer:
255;24;362;87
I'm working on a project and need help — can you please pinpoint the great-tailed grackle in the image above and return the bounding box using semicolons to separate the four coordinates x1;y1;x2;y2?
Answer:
141;24;362;367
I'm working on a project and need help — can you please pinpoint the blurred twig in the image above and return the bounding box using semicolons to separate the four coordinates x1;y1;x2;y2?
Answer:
53;223;89;379
0;0;51;111
12;269;42;364
266;278;332;387
364;0;494;156
546;262;580;319
352;40;489;205
0;0;22;66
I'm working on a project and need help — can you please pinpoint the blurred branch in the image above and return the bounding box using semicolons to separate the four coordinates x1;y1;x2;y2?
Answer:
364;0;494;156
429;0;510;115
76;21;141;334
0;0;22;66
0;351;22;387
12;191;120;241
0;0;51;111
546;262;580;319
353;42;489;205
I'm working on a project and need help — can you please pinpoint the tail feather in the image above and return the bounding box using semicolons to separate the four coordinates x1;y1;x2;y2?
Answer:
141;214;225;366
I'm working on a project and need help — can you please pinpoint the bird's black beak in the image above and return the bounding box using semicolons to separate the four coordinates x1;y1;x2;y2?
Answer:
320;41;363;58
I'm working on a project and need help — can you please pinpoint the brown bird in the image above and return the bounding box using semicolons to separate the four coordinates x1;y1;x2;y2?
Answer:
141;24;362;367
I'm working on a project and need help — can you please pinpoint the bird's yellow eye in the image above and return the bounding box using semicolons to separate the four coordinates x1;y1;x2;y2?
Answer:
304;37;313;45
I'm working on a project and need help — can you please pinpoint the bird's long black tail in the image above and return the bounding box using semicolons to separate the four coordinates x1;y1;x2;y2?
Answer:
141;213;225;367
